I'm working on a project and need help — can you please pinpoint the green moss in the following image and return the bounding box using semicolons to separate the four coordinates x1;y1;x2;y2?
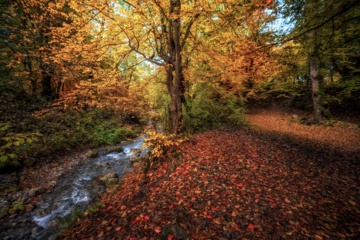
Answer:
8;201;24;214
60;208;84;231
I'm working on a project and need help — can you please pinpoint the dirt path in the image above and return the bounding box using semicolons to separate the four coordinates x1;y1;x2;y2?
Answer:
247;108;360;153
61;109;360;240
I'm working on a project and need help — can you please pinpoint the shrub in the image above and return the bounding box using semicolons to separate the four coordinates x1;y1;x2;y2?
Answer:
183;83;246;133
144;129;187;171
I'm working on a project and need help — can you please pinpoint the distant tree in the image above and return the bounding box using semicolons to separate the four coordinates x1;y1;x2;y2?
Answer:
0;0;74;98
279;0;360;120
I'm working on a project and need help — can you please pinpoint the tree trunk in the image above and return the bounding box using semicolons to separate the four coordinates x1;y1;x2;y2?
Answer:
41;70;53;98
310;56;321;123
167;68;184;134
166;0;185;134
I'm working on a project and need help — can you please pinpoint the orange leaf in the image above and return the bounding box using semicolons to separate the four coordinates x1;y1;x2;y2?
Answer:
232;222;241;232
144;215;150;221
155;226;162;233
115;227;121;231
213;218;221;224
107;206;113;210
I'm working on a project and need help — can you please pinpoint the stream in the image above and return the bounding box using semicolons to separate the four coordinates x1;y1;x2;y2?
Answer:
1;136;148;240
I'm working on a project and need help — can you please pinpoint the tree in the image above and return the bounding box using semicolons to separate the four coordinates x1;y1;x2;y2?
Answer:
0;0;73;98
54;0;276;134
279;0;360;120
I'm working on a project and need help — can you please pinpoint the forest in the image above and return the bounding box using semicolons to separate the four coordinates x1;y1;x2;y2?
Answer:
0;0;359;239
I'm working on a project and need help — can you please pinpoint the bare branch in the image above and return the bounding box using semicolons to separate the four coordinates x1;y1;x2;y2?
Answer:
129;44;163;66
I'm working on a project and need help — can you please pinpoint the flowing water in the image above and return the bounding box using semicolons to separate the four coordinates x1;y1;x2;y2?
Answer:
31;136;148;240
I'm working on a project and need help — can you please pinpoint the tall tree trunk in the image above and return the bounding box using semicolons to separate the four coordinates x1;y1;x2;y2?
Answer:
166;67;184;134
166;0;185;134
308;25;322;123
310;56;321;123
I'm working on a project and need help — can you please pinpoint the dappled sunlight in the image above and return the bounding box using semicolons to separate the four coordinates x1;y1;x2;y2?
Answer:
247;109;360;153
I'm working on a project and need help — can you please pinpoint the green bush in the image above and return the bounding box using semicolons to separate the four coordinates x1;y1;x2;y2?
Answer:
0;123;43;170
325;77;360;113
90;124;136;146
183;83;246;133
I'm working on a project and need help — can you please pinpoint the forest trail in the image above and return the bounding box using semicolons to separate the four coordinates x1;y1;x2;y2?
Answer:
62;109;360;239
247;108;360;153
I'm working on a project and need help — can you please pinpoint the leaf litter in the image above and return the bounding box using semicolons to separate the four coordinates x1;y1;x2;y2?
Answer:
61;110;359;239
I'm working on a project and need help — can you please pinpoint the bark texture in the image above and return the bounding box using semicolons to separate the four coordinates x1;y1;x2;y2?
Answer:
310;56;321;123
165;0;185;134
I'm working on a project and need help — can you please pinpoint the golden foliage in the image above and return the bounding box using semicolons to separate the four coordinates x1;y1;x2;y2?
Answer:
145;128;187;167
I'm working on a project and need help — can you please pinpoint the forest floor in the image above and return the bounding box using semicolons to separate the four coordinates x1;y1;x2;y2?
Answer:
61;108;360;240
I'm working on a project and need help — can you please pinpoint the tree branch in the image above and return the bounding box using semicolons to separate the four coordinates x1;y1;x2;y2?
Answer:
181;13;200;49
242;1;360;56
286;1;360;43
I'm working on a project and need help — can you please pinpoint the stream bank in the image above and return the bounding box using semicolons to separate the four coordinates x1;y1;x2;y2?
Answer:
0;136;149;240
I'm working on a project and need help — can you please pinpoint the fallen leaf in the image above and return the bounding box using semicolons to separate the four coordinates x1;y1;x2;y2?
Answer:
248;224;255;230
213;218;221;224
315;235;323;240
155;226;162;233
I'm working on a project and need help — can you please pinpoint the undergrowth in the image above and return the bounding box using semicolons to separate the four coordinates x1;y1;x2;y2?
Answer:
0;88;142;173
144;128;187;172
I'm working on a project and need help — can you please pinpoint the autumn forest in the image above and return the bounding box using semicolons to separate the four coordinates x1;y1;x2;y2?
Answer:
0;0;359;239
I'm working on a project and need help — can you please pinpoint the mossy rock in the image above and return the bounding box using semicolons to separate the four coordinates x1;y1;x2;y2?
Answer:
105;146;124;155
88;150;99;158
98;173;119;187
